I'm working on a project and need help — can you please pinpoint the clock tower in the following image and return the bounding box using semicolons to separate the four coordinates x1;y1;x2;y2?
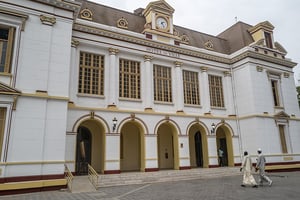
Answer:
142;0;179;43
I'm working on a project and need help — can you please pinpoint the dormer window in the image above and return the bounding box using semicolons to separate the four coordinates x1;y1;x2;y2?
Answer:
264;31;273;49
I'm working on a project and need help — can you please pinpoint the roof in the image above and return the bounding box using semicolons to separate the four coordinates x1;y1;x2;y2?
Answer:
74;0;271;55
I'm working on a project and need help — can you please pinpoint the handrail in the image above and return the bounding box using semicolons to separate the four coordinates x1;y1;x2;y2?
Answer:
64;164;74;191
88;164;99;188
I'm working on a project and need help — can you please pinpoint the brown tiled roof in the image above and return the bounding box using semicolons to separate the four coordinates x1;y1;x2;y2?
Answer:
76;0;255;55
217;22;254;54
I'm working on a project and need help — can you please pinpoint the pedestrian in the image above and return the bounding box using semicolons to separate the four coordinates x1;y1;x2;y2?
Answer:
255;148;272;186
218;148;224;167
240;151;258;187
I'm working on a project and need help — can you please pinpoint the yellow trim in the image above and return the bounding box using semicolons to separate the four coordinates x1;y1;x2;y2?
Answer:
265;164;300;171
0;160;66;165
21;92;69;101
146;158;158;161
68;104;300;121
0;179;66;191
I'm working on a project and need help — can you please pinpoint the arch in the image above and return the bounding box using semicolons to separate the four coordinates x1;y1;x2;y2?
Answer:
73;114;107;174
156;119;180;170
215;123;234;167
72;114;109;133
118;117;146;172
187;121;209;168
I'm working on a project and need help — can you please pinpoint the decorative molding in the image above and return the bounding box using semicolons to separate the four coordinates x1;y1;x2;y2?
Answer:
90;111;95;119
180;34;189;44
117;17;128;29
223;71;231;77
130;113;135;120
256;66;263;72
40;15;56;26
174;61;182;67
200;67;208;72
80;8;93;20
144;55;153;61
71;39;79;48
108;48;119;55
283;72;290;78
0;8;28;31
204;40;214;50
73;24;297;68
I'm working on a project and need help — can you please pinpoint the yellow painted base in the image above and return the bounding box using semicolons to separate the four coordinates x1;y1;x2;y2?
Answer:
265;164;300;171
0;179;67;191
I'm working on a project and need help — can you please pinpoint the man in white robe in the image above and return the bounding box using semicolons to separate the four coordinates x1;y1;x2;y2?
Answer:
240;151;258;187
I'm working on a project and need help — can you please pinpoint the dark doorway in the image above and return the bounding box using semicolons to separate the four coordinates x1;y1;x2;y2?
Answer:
76;126;92;175
194;131;203;167
219;138;228;166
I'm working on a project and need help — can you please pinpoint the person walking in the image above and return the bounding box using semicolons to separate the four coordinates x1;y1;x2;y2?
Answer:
240;151;258;187
255;148;272;186
218;148;224;167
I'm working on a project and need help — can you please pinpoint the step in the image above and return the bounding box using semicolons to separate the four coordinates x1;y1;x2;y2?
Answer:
71;176;96;193
97;167;240;187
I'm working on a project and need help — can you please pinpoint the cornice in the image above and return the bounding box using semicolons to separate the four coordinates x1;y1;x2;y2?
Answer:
73;23;297;68
31;0;81;16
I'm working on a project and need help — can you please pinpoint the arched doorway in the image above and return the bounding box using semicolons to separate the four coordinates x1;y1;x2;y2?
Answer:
120;121;145;172
76;126;91;175
188;124;209;168
157;122;179;170
216;125;234;167
75;119;105;175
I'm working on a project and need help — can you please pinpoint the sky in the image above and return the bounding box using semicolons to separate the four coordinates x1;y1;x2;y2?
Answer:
88;0;300;85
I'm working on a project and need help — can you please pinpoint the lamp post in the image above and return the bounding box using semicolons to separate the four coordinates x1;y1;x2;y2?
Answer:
112;117;118;132
211;123;215;134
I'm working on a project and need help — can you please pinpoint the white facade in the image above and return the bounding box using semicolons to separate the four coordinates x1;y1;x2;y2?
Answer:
0;0;299;192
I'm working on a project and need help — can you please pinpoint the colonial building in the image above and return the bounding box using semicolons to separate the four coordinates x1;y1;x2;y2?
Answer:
0;0;299;193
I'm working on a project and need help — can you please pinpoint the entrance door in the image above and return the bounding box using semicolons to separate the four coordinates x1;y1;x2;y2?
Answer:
120;129;140;171
219;138;228;166
194;132;203;167
76;126;92;175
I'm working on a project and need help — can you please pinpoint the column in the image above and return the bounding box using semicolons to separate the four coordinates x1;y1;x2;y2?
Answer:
144;55;153;111
69;39;79;99
200;67;210;113
224;71;234;115
108;48;119;108
174;61;184;113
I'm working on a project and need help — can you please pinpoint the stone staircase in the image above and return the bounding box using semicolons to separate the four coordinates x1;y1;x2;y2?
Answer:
71;175;96;193
97;167;240;188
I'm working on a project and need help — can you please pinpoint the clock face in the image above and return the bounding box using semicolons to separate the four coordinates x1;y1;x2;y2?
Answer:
156;17;168;29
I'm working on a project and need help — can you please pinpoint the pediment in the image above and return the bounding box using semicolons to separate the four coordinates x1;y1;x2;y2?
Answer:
143;0;175;16
274;111;290;119
0;82;21;95
248;20;274;34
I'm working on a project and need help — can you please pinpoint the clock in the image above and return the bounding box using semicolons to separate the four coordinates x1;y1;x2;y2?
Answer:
156;17;168;29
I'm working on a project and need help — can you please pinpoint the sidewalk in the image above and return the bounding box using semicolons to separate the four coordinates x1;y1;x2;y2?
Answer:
1;169;300;200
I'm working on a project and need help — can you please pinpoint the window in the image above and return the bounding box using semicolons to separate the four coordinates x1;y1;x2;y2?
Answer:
278;125;288;153
0;26;14;73
183;70;200;105
208;75;224;108
119;59;141;99
271;80;280;107
264;32;273;49
0;107;7;158
78;52;104;95
153;65;172;102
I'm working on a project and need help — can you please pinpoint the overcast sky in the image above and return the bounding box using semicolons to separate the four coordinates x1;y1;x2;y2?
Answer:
89;0;300;85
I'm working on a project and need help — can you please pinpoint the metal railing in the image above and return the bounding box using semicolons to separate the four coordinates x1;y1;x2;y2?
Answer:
64;164;74;191
88;164;99;188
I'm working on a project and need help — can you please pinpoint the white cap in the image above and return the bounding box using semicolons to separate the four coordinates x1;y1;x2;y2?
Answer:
257;148;262;152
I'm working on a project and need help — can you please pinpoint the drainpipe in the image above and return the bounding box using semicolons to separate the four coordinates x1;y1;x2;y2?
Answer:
230;66;243;162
